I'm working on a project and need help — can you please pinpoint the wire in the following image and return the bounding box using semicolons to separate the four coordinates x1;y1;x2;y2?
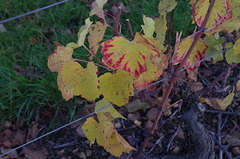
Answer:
0;0;70;24
0;46;234;157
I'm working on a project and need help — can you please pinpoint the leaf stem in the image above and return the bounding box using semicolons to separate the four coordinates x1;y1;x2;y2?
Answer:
73;59;111;71
134;0;216;158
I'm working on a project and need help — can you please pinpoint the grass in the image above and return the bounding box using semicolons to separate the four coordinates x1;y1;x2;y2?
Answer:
0;0;194;124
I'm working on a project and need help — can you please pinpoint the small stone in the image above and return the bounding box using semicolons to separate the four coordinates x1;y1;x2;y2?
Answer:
134;120;141;126
147;108;158;121
163;109;172;117
212;119;218;124
172;146;180;153
57;149;65;155
78;152;86;159
86;149;92;157
177;128;185;140
72;148;79;155
232;146;240;155
115;122;121;129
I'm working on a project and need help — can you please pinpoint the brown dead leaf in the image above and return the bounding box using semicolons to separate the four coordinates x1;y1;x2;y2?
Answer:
126;99;150;113
147;107;158;121
23;145;48;159
187;67;198;81
204;88;235;110
190;82;203;93
26;122;39;142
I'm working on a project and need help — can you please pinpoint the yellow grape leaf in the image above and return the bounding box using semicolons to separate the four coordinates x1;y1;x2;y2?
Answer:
48;46;73;72
134;59;163;90
95;98;126;120
233;38;240;57
88;21;107;54
61;61;101;101
141;15;155;38
154;14;167;43
77;18;93;47
205;88;235;111
82;113;135;157
66;42;79;49
191;0;232;36
99;69;134;106
237;80;240;91
226;42;240;64
158;0;177;15
173;35;208;71
101;32;166;78
57;72;74;101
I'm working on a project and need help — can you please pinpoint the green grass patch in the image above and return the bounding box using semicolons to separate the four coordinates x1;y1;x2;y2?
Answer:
0;0;194;124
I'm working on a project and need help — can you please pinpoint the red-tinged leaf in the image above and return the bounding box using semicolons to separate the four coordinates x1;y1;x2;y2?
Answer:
99;69;134;106
47;46;73;72
88;21;107;54
134;59;163;90
82;113;135;157
101;32;165;78
191;0;232;35
173;35;208;71
60;61;101;101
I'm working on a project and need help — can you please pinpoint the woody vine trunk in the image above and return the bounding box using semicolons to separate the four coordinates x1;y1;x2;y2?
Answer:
134;0;216;158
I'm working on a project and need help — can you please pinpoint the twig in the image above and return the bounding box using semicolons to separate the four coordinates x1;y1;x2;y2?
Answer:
213;137;232;159
134;1;216;158
220;115;229;130
148;136;164;153
53;141;78;149
83;44;101;62
218;113;223;159
205;110;240;115
166;124;180;152
209;71;224;90
114;6;121;36
126;19;134;39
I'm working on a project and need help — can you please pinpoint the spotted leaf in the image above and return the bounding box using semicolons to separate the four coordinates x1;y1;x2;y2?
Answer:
82;113;135;157
141;15;155;38
88;21;107;54
99;69;134;106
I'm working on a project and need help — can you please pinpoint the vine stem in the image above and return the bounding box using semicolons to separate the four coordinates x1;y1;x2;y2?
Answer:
134;0;216;158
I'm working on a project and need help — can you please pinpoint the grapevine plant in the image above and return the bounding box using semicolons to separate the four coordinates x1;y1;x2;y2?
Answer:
48;0;240;157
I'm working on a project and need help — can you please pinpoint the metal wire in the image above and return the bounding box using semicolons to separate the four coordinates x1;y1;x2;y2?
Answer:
0;46;234;157
0;0;70;24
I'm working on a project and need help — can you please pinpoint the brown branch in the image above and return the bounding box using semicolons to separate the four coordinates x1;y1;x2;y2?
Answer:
114;6;121;36
126;19;134;40
134;0;216;158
